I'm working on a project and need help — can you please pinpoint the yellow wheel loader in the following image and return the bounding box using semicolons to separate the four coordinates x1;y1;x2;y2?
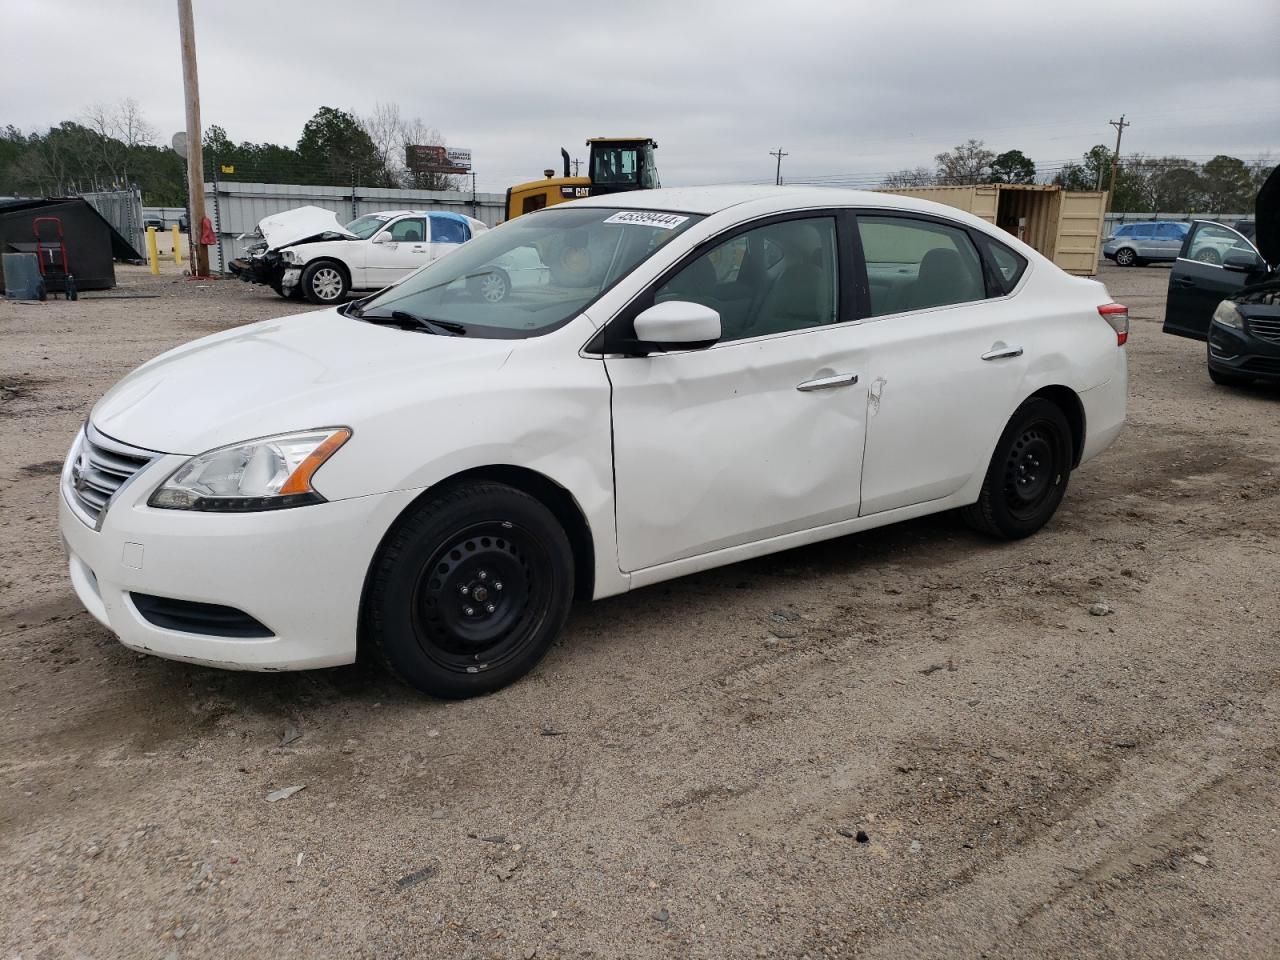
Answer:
505;138;660;221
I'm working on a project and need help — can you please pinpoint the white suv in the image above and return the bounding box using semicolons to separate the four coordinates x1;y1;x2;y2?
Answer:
229;206;488;304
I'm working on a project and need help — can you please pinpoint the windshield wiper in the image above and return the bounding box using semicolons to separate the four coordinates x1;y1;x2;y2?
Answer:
360;309;466;336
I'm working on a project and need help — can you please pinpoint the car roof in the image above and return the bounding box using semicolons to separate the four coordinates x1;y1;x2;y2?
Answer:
569;184;991;218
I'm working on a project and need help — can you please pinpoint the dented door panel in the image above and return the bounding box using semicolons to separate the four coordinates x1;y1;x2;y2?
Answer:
606;328;868;572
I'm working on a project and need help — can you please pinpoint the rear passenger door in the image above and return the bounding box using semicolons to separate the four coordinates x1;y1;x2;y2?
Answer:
428;213;471;262
1154;223;1186;260
854;213;1031;515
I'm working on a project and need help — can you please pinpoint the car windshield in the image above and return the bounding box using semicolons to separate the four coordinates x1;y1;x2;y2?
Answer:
345;214;391;239
355;206;704;338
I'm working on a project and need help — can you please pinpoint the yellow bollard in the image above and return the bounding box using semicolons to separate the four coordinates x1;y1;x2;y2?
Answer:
146;226;160;275
172;224;183;266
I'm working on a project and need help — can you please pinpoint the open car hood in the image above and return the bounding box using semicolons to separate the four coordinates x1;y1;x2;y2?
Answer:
1255;163;1280;268
247;205;357;250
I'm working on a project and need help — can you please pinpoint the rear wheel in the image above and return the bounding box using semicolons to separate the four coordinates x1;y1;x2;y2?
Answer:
962;398;1073;540
468;269;510;303
1113;247;1137;267
366;482;574;699
1195;247;1222;265
302;260;349;305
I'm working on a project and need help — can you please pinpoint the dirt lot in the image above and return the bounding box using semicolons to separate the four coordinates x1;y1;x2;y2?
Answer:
2;261;1279;959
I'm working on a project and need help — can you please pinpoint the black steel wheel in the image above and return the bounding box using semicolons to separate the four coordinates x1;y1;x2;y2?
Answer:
1113;247;1137;267
962;397;1073;539
366;481;574;698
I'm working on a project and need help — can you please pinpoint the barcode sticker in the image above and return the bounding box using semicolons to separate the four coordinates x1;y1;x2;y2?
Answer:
603;211;690;230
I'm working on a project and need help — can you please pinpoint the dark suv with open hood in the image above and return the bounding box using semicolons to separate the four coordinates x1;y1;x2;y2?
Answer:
1163;165;1280;386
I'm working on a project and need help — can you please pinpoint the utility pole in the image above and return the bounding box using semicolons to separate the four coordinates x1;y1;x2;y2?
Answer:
176;0;209;277
770;147;789;186
1106;114;1129;205
572;158;581;177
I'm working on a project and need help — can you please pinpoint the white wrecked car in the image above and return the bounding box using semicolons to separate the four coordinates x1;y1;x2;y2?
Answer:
228;205;488;304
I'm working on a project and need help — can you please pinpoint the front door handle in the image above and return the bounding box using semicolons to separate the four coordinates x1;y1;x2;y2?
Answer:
1173;277;1196;287
797;373;859;392
981;346;1024;361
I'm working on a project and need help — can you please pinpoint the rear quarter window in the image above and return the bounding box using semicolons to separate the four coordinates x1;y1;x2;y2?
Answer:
979;236;1027;294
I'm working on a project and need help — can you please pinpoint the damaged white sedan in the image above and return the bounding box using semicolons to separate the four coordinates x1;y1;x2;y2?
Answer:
228;205;487;304
61;186;1126;699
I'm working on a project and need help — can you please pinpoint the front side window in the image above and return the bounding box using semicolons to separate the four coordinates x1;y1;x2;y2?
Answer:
1186;222;1257;266
388;218;425;243
429;214;470;244
355;206;703;339
653;217;838;342
857;216;986;316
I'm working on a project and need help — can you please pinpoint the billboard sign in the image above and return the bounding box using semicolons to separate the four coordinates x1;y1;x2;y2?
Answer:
407;144;472;175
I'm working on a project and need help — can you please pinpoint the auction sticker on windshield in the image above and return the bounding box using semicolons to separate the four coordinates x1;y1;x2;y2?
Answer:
603;211;690;229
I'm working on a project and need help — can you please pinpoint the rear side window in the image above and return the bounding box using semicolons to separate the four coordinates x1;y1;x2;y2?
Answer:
430;214;470;244
856;215;986;316
980;237;1028;294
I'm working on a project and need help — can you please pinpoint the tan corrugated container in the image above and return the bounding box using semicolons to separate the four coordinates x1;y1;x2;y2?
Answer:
878;183;1107;276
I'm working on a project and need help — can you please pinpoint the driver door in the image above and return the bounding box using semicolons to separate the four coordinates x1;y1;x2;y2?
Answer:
1164;221;1265;340
366;217;429;286
605;214;869;573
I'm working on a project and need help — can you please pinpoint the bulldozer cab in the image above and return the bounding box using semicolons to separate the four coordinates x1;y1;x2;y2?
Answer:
586;138;660;194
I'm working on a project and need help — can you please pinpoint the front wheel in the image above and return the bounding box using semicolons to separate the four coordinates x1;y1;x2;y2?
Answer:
1113;247;1137;267
365;482;575;698
962;397;1073;540
301;260;349;305
1195;247;1222;265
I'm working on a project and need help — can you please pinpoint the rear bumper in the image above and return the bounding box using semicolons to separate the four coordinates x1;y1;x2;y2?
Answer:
1079;353;1127;465
1208;322;1280;382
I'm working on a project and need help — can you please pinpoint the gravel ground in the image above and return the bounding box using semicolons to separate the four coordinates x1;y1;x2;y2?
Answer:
2;261;1278;959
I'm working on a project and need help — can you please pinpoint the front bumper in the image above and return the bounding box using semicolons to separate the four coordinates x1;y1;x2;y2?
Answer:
58;448;418;671
1208;321;1280;382
227;252;302;294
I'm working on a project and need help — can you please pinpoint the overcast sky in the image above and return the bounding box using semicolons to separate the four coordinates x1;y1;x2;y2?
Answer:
3;0;1278;193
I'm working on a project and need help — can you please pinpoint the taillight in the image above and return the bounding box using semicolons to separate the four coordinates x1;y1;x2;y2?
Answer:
1098;302;1129;346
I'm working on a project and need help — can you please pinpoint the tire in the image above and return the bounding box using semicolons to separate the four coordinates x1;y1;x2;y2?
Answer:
1113;247;1137;267
962;397;1073;540
469;269;510;303
1208;365;1251;387
366;481;575;699
1195;247;1222;266
301;260;349;305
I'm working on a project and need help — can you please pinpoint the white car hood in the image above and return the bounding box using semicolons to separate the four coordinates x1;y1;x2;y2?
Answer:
249;205;357;250
91;310;514;454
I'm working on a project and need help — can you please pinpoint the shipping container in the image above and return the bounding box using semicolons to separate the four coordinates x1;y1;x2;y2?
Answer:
878;183;1107;276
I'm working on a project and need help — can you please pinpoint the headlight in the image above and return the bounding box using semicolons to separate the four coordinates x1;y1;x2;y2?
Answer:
280;250;300;264
1212;300;1244;330
149;427;351;512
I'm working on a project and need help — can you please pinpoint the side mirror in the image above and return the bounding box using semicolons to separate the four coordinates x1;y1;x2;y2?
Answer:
1223;250;1264;273
372;232;392;244
630;300;721;353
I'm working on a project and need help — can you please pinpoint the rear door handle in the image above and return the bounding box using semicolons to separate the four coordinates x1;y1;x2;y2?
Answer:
797;373;859;392
981;346;1024;361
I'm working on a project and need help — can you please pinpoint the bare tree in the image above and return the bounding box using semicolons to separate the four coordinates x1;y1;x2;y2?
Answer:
934;139;995;185
882;166;934;188
80;98;156;187
360;102;459;190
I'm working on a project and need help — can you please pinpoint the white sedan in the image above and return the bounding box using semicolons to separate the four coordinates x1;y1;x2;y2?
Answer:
60;186;1127;698
229;206;488;304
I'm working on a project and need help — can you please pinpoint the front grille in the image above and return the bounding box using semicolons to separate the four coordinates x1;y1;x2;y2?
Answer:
1246;316;1280;344
130;593;273;638
65;424;157;527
